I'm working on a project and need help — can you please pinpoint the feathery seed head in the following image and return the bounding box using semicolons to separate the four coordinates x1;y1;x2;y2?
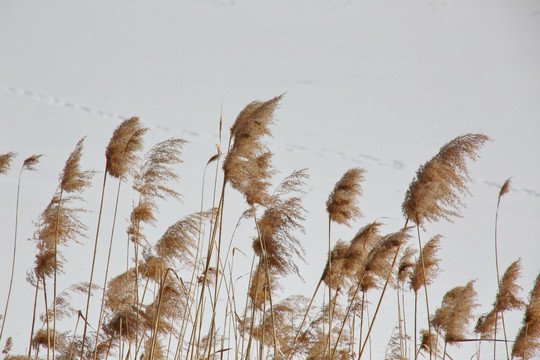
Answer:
410;235;442;293
326;167;365;226
59;137;94;193
402;133;490;226
106;117;148;179
22;154;43;172
495;259;525;313
499;178;511;198
252;169;308;276
432;281;478;343
0;152;16;175
512;272;540;358
223;95;283;206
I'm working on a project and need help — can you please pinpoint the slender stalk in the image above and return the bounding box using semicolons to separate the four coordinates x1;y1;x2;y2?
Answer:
80;171;108;359
414;292;418;360
28;279;40;357
327;217;332;360
416;224;432;360
358;242;402;359
0;167;24;343
94;177;123;360
52;188;64;360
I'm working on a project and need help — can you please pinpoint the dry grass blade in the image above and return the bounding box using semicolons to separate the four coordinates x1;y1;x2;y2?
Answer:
402;133;490;226
0;152;16;175
105;117;148;179
223;94;283;206
326;167;365;227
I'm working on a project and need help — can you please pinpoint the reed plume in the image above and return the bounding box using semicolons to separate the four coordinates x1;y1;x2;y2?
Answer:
321;240;350;291
223;95;282;206
432;281;478;344
155;210;214;267
402;133;490;226
495;259;525;314
105;117;148;179
409;235;441;294
326;168;365;227
253;169;308;276
129;138;186;244
0;152;16;175
513;272;540;359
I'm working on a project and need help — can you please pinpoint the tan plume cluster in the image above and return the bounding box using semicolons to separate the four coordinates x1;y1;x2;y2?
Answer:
129;138;186;244
223;95;283;206
432;281;478;343
495;259;525;313
357;228;410;292
326;167;365;226
144;277;186;335
59;138;94;194
22;154;43;172
253;169;308;276
155;210;214;266
133;138;186;200
248;263;277;309
0;152;16;175
402;133;490;226
397;246;417;287
513;272;540;359
252;295;309;351
105;117;148;179
409;235;442;293
476;259;524;339
321;240;349;290
33;194;87;277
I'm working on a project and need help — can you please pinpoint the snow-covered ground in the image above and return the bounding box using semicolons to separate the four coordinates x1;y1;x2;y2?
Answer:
1;1;539;358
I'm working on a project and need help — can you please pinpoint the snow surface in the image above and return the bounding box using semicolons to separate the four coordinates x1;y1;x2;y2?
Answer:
1;1;539;358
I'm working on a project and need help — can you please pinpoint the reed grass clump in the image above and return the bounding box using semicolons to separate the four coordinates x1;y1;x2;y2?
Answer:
1;95;538;360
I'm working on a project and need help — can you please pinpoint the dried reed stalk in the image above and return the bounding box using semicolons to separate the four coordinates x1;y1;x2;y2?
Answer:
0;155;42;343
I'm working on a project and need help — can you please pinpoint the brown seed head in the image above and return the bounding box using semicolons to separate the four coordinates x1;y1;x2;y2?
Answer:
252;169;308;276
512;272;540;358
499;178;511;198
475;309;498;339
155;209;214;266
22;154;43;172
105;117;148;179
0;152;16;175
223;95;283;206
59;137;95;193
432;280;478;343
402;133;490;226
326;167;365;226
410;235;442;293
495;259;525;313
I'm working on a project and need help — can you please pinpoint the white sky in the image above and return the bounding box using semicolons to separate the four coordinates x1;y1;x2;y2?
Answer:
1;1;539;358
